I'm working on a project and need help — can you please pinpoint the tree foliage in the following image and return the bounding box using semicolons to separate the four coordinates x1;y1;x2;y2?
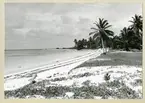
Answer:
73;14;142;51
112;14;142;50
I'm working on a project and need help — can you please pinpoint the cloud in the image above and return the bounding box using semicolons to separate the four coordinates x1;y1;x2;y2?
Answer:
5;3;142;49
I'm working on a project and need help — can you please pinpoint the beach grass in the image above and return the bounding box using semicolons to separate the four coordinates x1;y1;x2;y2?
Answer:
5;79;141;99
4;50;142;99
76;50;142;68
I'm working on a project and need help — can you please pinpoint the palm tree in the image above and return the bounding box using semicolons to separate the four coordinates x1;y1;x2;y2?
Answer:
88;37;93;49
129;14;142;37
74;39;78;48
120;27;129;51
119;27;135;51
129;14;142;50
112;35;122;49
89;18;114;53
83;39;88;48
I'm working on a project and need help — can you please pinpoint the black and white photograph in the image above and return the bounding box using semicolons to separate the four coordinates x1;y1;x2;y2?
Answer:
4;3;143;99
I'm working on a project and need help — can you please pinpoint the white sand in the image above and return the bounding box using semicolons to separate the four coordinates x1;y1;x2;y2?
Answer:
4;78;30;91
4;49;103;91
4;48;142;98
50;65;142;94
26;95;45;99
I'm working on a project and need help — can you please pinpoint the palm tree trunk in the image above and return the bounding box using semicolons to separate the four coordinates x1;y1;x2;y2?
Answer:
101;38;105;53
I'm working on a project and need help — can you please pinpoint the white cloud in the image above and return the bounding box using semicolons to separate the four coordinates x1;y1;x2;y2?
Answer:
5;3;142;49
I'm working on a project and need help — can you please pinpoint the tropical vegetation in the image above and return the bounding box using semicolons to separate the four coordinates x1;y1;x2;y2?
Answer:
73;14;142;52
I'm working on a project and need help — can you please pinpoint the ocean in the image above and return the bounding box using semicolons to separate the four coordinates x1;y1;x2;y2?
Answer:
5;49;94;75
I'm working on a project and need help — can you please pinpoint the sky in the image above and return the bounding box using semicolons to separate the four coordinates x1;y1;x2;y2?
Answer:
5;3;142;49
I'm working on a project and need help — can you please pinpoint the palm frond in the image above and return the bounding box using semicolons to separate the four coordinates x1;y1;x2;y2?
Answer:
102;20;108;27
93;22;101;29
105;30;114;36
104;25;112;29
129;20;134;23
89;31;97;35
103;22;109;28
99;18;103;27
90;27;99;31
93;33;100;39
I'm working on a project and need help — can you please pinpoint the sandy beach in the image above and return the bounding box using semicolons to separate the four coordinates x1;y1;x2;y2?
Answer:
4;49;142;99
4;49;104;90
5;49;98;75
4;3;143;100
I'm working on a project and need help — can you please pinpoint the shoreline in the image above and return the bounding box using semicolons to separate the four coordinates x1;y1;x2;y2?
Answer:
5;49;102;78
5;49;100;76
4;49;142;99
4;49;103;91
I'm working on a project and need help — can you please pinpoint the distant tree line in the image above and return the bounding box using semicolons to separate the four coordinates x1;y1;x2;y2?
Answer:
74;37;99;50
73;14;142;52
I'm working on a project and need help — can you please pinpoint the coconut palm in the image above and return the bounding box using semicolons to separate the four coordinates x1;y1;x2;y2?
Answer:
119;27;130;51
112;36;122;49
89;18;114;53
129;14;143;37
88;37;93;49
119;27;136;51
74;39;78;48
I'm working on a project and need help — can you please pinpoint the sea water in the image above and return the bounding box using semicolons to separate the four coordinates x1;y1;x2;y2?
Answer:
5;49;95;75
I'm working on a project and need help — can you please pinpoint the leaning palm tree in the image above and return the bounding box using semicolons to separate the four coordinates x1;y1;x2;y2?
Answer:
129;14;143;38
89;18;114;53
